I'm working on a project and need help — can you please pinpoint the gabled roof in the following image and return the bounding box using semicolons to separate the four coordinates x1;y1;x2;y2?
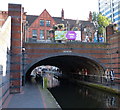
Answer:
53;17;95;29
53;17;76;29
26;15;38;26
26;9;56;28
26;14;95;30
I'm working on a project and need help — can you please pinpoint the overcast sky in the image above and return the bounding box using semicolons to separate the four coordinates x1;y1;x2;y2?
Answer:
0;0;98;20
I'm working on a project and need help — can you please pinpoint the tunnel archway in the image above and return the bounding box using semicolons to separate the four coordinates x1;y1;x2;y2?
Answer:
25;52;105;81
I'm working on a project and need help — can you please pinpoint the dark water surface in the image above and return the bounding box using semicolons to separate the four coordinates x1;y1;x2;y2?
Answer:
49;80;120;109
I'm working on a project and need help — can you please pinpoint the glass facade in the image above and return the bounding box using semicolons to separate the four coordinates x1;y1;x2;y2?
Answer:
98;0;120;30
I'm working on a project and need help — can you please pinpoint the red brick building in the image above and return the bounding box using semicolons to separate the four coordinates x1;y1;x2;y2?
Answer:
26;9;56;41
0;4;119;108
0;8;96;42
25;9;96;42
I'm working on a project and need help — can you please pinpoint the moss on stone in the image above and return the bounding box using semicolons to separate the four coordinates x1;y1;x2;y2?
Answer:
75;80;120;95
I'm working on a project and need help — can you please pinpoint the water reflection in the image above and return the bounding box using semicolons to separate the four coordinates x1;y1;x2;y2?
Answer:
49;80;120;109
79;87;118;108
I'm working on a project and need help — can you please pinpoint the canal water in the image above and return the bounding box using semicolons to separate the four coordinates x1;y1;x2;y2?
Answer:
48;79;120;109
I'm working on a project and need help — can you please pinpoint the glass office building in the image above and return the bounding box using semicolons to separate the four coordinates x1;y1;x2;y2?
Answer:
98;0;120;30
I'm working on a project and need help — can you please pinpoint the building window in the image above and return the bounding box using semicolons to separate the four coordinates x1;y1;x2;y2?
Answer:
32;30;37;38
40;20;44;26
46;20;51;27
40;30;44;40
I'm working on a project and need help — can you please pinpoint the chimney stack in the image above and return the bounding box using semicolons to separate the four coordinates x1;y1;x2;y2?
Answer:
89;11;92;22
61;8;64;21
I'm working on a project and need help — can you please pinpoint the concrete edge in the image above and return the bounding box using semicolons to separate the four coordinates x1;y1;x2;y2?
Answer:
38;85;61;108
46;88;61;108
72;80;120;95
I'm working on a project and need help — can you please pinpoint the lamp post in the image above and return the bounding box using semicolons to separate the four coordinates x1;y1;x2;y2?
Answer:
22;47;25;86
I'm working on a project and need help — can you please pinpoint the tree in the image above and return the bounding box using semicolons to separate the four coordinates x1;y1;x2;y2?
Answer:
97;13;111;27
97;13;111;42
92;12;111;42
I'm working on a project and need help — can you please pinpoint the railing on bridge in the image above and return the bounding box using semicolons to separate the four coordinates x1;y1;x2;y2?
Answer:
43;70;62;76
26;38;106;44
69;74;120;85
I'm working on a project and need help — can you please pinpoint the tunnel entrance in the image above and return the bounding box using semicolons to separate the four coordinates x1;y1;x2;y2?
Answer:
25;54;105;84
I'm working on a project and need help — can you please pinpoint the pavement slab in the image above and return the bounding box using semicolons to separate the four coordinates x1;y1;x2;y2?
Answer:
3;81;60;109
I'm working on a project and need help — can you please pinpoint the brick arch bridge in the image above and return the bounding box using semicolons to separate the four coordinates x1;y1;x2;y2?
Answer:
24;43;106;78
8;4;119;93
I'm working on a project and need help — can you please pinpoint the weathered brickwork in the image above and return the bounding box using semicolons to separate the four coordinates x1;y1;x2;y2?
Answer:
1;3;119;109
24;42;107;67
1;3;120;102
8;4;22;93
24;32;120;77
106;26;120;78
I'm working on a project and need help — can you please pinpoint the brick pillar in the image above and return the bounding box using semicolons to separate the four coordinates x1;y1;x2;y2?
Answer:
106;24;120;81
106;25;114;36
8;4;22;93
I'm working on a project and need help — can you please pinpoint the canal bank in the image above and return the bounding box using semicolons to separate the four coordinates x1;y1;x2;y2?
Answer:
49;79;120;109
37;85;61;108
3;82;61;109
70;79;120;95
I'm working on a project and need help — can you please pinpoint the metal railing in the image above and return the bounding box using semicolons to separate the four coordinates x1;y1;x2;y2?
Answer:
26;38;107;44
70;74;120;84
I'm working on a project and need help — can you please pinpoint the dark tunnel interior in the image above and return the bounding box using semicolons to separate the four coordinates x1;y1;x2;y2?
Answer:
25;55;105;80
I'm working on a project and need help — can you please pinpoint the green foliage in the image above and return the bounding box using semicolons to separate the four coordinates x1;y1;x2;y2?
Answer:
92;12;111;35
98;26;104;34
97;13;111;28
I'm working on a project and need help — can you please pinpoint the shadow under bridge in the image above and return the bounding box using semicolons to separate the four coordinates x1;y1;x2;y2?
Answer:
25;54;105;81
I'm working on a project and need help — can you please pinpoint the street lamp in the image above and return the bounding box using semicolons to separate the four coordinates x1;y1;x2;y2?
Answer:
22;47;25;86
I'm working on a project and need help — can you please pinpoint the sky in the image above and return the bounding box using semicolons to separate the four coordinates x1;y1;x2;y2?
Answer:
0;0;98;20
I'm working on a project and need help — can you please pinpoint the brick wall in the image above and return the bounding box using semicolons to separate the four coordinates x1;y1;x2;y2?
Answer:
106;25;120;78
24;42;108;73
8;4;23;93
107;32;120;77
24;32;120;78
26;9;56;40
